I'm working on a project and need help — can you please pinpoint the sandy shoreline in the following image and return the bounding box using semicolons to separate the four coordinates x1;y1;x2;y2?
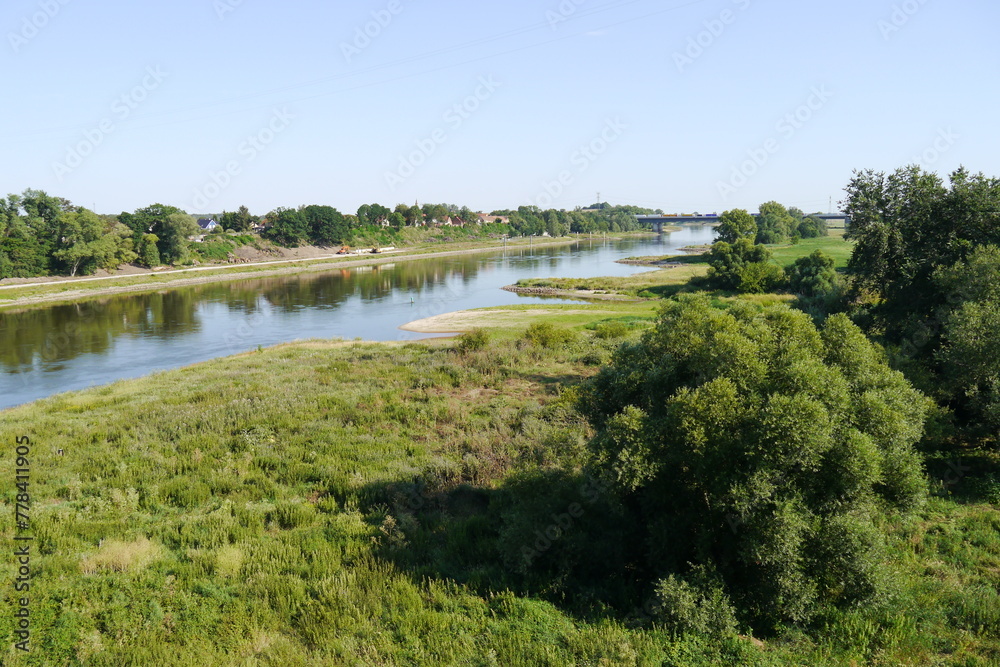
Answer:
400;307;621;333
0;238;582;311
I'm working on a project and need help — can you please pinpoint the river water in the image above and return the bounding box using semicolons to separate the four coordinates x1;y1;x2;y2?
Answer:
0;226;716;410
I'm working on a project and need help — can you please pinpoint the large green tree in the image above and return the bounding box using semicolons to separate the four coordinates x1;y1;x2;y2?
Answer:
932;246;1000;435
263;207;308;246
53;209;136;276
842;166;1000;347
303;205;348;246
578;296;928;631
715;209;757;244
756;201;796;244
119;204;196;265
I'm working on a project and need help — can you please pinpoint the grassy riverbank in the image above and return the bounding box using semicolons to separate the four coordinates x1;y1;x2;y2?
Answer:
510;232;851;301
2;321;999;665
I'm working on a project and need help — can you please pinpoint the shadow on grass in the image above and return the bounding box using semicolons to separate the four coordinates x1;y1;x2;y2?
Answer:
925;447;1000;504
359;467;649;623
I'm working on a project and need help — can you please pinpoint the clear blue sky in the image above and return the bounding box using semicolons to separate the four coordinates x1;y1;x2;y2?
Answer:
2;0;996;216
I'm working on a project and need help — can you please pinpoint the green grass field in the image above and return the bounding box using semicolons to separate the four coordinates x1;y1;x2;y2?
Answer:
767;229;853;270
1;317;998;665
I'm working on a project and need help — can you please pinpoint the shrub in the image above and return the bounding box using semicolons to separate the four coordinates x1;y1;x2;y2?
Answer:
578;295;928;630
653;571;738;637
80;538;162;574
593;321;629;339
272;501;316;529
788;250;839;297
706;238;786;293
523;322;577;348
457;328;490;353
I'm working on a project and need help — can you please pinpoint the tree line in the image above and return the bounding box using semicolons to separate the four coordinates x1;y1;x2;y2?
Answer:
698;166;1000;444
0;190;655;279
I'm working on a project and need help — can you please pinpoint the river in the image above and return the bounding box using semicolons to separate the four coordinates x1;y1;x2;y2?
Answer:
0;226;716;410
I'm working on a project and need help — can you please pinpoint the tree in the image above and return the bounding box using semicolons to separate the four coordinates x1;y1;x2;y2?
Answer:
157;212;199;264
357;203;390;227
220;205;256;233
788;250;838;297
405;205;424;227
756;201;796;244
422;203;449;224
797;215;828;239
707;238;785;293
52;209;130;276
120;204;194;265
303;205;347;246
716;209;757;243
455;205;479;225
139;234;161;267
577;295;928;630
263;207;308;246
0;193;51;277
843;166;1000;347
933;246;1000;435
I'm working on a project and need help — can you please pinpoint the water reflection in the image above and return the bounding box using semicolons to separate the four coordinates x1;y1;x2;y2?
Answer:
0;228;715;409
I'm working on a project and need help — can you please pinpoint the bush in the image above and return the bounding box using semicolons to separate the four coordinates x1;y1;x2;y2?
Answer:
578;295;928;630
592;321;629;339
653;571;738;637
788;250;839;297
457;328;490;353
706;238;786;293
523;322;577;348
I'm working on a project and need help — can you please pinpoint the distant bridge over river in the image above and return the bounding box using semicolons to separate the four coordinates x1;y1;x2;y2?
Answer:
636;213;852;234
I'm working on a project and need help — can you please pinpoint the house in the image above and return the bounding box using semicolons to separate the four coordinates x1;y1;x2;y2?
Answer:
477;214;510;225
197;218;219;232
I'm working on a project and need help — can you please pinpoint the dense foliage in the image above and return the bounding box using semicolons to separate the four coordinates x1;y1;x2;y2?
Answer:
577;296;928;631
715;208;757;244
706;238;785;293
0;190;137;278
843;166;1000;343
788;250;839;297
843;165;1000;438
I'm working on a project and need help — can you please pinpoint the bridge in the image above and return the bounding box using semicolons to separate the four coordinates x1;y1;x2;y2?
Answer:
636;213;851;234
